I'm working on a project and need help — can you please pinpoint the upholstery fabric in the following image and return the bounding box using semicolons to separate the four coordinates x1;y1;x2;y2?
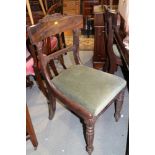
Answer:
52;65;126;116
113;44;121;57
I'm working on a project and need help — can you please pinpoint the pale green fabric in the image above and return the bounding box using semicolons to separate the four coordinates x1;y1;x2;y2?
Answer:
113;44;121;57
52;65;126;116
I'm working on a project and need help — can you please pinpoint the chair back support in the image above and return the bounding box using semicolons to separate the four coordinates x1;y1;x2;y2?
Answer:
105;12;119;73
28;13;83;77
28;13;83;44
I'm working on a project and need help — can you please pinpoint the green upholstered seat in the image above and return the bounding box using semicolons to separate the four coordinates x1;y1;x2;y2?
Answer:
52;65;126;116
113;44;121;58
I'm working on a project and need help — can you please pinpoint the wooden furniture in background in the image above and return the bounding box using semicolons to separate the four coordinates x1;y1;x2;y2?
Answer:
92;0;119;69
93;5;107;69
82;0;119;35
26;0;64;25
26;104;38;149
82;0;119;24
100;0;119;5
26;0;46;25
28;0;60;12
113;18;129;86
27;13;126;155
103;9;122;74
82;0;99;36
63;0;80;15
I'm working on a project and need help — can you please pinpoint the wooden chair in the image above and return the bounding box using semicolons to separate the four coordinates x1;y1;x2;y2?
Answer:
27;13;126;155
103;11;122;74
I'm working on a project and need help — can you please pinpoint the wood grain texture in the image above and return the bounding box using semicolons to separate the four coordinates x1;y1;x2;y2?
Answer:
28;13;83;44
63;0;80;15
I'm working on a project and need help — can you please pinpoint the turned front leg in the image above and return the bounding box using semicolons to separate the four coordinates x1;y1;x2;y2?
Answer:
84;119;95;155
114;90;125;122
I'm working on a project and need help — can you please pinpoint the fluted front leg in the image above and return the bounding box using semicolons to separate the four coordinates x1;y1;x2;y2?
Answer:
85;119;95;155
114;90;125;122
48;94;56;120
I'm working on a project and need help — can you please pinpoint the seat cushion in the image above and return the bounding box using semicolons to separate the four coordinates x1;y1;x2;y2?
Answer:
52;65;126;116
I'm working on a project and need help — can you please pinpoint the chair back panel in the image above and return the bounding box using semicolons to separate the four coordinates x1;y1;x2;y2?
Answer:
28;13;83;44
106;14;118;73
27;13;83;87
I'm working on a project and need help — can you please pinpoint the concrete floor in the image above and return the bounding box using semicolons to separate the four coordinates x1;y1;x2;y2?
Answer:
26;50;129;155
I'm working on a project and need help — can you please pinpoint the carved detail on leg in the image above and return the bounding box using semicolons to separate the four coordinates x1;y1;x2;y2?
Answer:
114;90;125;122
84;119;95;155
48;93;56;120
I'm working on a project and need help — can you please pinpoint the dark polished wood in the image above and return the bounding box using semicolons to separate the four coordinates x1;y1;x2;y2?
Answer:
93;5;107;69
27;13;126;155
82;0;119;37
82;0;99;35
26;104;38;149
93;1;120;69
114;90;125;121
85;118;95;155
113;13;129;88
114;27;129;69
103;10;122;74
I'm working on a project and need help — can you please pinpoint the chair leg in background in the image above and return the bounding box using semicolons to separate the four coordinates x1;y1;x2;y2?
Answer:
114;90;125;122
26;105;38;149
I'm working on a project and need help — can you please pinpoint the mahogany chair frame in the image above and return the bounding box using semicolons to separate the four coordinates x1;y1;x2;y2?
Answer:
26;104;38;149
103;11;122;74
27;13;125;155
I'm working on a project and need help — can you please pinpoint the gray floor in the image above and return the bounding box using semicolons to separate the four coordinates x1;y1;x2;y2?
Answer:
26;50;129;155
